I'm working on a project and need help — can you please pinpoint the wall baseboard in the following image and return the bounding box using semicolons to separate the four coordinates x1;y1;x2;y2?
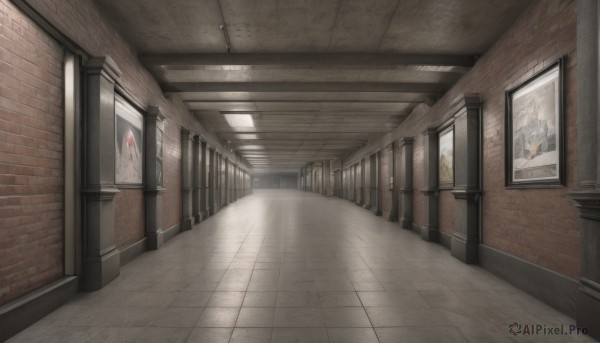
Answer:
439;231;452;249
164;223;181;243
119;238;147;266
479;244;578;318
0;276;78;342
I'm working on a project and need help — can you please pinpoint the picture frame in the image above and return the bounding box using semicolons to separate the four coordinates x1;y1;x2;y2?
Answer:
505;58;564;187
438;125;454;189
115;95;144;185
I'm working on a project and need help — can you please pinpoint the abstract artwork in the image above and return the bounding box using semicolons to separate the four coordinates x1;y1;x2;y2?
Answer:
115;97;144;184
505;59;564;186
439;126;454;188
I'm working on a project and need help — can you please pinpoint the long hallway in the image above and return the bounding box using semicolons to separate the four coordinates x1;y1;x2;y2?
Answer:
8;190;596;343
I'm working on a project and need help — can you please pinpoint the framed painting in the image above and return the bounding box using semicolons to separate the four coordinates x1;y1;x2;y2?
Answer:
505;59;564;187
115;95;144;185
438;126;454;189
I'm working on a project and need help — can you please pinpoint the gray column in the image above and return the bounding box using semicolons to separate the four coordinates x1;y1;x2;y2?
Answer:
323;160;331;197
355;162;362;205
215;153;221;211
236;165;240;201
234;167;238;199
370;152;382;216
224;159;230;206
386;142;398;221
363;158;370;209
181;129;193;231
145;106;166;250
421;129;439;241
192;135;201;223
360;158;366;205
200;141;208;219
208;148;215;215
450;95;481;264
399;137;414;230
82;56;121;290
572;0;600;338
306;165;313;191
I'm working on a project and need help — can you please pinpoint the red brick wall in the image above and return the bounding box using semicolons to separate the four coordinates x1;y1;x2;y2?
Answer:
162;121;182;231
477;0;578;279
114;189;144;249
345;0;579;278
380;149;391;218
438;191;455;234
0;0;64;304
22;0;244;234
412;134;424;228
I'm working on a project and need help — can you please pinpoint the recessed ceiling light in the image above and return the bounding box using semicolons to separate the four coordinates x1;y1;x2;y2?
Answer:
237;145;265;150
235;134;258;139
224;114;254;127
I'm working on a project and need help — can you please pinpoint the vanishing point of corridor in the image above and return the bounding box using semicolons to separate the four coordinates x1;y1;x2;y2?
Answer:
8;190;595;343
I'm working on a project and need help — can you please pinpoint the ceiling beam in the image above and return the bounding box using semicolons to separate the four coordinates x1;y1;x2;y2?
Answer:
196;110;414;116
185;100;420;104
162;82;449;93
140;53;476;69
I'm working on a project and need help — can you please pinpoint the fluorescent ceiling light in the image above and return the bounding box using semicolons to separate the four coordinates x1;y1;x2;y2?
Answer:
224;114;254;127
237;145;265;150
235;134;258;139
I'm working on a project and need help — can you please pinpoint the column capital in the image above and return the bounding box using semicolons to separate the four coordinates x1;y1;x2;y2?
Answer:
82;185;119;200
86;56;122;82
148;106;166;121
400;136;414;146
422;127;438;136
450;93;481;117
571;190;600;220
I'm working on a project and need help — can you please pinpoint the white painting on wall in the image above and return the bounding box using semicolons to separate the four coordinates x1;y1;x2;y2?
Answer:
115;97;143;184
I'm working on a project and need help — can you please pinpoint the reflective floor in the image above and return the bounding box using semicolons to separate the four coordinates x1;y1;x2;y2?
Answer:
9;190;598;342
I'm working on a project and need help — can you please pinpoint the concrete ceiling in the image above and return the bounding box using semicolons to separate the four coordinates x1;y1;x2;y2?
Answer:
96;0;532;173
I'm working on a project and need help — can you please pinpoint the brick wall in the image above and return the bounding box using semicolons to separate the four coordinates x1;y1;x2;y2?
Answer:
412;134;424;228
114;189;144;249
477;0;578;278
162;120;182;231
438;191;455;234
22;0;245;234
379;149;391;218
0;0;64;305
345;0;579;279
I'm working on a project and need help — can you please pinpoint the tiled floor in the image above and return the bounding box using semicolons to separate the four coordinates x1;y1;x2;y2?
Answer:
9;190;599;343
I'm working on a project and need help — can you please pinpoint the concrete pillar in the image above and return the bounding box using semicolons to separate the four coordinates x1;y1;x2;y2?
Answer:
81;56;121;290
232;165;237;201
323;160;330;196
363;158;370;209
306;165;312;191
370;152;381;216
571;0;600;338
192;135;201;223
421;129;439;241
399;137;414;230
224;159;229;206
145;106;166;250
386;142;398;221
360;158;366;205
450;95;481;264
200;141;208;219
181;129;193;231
355;163;362;205
214;153;221;211
208;148;215;215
